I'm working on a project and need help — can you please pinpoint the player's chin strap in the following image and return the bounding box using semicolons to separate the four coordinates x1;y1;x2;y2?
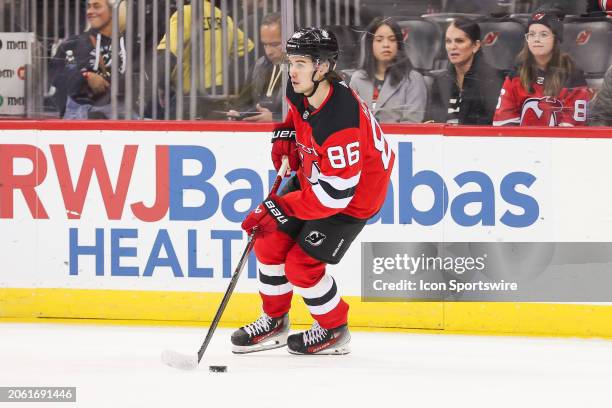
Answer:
303;59;334;98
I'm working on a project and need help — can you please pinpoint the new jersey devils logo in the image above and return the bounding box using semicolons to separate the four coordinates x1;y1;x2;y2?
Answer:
296;141;320;184
305;231;326;247
576;30;592;45
521;97;564;126
482;32;500;46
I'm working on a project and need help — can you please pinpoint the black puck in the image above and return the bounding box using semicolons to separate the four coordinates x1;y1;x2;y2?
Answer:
209;365;228;373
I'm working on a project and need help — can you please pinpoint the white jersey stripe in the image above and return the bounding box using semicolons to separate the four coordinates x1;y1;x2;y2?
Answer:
493;117;521;126
317;172;361;191
259;282;293;296
294;274;334;299
258;263;286;277
312;182;353;209
307;292;341;315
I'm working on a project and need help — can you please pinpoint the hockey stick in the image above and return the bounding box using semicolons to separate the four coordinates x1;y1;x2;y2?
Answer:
162;157;290;370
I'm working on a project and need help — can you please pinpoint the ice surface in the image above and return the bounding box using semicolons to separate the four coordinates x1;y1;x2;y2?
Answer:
1;323;611;408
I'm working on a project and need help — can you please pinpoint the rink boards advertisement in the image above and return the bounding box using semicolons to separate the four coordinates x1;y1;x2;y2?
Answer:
0;33;33;116
1;123;612;336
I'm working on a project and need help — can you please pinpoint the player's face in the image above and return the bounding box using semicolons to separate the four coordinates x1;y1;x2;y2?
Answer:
260;23;283;65
372;24;398;64
526;24;555;58
87;0;112;31
287;55;327;94
445;24;480;67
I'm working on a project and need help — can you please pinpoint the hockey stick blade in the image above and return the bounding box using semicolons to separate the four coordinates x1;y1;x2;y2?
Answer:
161;349;199;371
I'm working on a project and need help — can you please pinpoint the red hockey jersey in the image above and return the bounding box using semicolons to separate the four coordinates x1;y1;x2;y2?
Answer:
275;79;395;220
493;69;591;126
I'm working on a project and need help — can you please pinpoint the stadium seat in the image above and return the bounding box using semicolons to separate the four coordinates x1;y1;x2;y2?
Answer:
422;12;486;24
478;17;526;71
509;13;531;25
324;25;362;71
396;18;443;71
422;68;447;122
561;17;612;83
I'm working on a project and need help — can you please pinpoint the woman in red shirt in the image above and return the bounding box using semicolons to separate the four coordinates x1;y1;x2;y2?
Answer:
493;10;591;127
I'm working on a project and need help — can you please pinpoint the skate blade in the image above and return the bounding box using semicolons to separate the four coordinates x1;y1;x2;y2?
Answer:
232;334;288;354
288;335;351;355
288;344;351;355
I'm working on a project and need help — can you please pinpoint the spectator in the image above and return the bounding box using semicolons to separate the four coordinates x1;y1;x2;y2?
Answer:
427;18;505;125
157;1;254;115
227;12;283;122
589;65;612;126
349;17;427;123
493;10;591;126
586;0;612;17
532;0;586;15
239;0;276;57
49;0;128;119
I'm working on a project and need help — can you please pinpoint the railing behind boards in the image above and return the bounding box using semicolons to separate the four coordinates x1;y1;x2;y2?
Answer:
0;0;362;120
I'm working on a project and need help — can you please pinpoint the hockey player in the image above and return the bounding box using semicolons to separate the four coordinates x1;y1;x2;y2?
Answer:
231;27;395;355
493;10;591;126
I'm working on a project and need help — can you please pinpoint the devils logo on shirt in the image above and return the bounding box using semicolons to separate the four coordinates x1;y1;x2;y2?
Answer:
599;0;612;17
520;97;564;126
296;141;320;184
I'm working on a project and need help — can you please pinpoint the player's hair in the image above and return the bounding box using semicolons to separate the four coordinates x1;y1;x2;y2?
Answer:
326;70;344;82
360;16;415;87
516;33;576;96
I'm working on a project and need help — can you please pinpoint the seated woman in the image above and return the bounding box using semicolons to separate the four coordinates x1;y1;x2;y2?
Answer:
428;18;505;125
494;10;591;126
349;17;427;123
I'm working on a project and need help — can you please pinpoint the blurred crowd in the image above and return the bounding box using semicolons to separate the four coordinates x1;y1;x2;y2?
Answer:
44;0;612;126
